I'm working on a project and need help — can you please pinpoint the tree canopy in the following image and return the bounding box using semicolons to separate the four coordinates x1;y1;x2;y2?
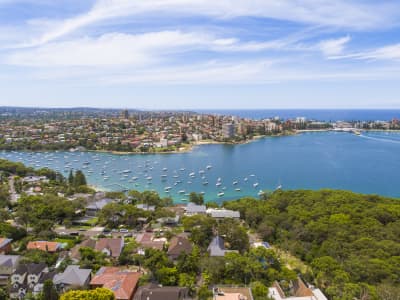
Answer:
60;288;115;300
224;189;400;299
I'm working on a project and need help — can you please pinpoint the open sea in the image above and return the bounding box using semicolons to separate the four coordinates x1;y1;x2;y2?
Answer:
196;109;400;121
1;130;400;202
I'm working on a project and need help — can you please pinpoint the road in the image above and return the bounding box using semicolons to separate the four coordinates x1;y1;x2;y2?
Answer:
8;176;18;203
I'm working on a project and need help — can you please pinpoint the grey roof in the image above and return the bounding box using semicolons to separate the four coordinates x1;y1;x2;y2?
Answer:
14;263;47;275
39;270;57;283
86;198;113;210
0;254;20;268
185;203;206;214
0;238;12;248
207;236;226;257
207;208;240;218
134;285;189;300
53;265;92;286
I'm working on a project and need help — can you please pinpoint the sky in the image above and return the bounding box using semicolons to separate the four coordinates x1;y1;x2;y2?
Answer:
1;0;400;109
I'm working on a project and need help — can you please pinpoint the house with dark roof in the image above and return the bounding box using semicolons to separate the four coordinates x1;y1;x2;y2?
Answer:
208;236;227;257
9;263;51;299
53;265;92;292
0;238;12;254
95;238;124;258
207;236;237;257
86;198;114;216
0;255;20;286
90;267;140;300
134;284;190;300
167;236;193;260
69;239;96;262
33;270;58;296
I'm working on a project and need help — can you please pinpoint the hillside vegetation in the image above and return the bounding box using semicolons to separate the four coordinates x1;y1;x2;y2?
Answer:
225;190;400;299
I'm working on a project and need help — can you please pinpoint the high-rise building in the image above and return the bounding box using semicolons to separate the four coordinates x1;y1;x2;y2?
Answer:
121;109;129;119
222;123;235;139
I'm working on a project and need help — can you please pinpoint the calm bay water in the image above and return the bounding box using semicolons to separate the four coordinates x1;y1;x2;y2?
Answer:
1;131;400;201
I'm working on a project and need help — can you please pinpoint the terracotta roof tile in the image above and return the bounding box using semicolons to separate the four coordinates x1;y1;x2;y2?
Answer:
90;267;140;300
27;241;61;252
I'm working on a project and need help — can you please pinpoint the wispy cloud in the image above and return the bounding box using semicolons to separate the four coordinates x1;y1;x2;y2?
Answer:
331;43;400;61
5;31;208;67
3;30;314;67
23;0;400;46
318;36;351;56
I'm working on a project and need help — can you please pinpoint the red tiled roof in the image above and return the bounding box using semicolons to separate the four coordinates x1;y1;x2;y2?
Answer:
27;241;60;252
90;267;140;300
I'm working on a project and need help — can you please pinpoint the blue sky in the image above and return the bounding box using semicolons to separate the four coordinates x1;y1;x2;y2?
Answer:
1;0;400;109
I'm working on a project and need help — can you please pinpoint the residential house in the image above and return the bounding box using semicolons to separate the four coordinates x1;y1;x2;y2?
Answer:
95;238;124;258
85;198;113;216
136;233;165;254
207;236;237;257
157;216;180;226
206;208;240;219
136;204;156;212
134;284;190;300
0;255;20;285
53;265;92;292
69;239;96;262
9;263;51;299
185;203;206;216
22;176;48;184
268;279;328;300
26;241;62;253
167;235;193;260
0;238;12;254
33;270;58;296
213;287;253;300
251;242;271;249
90;267;140;300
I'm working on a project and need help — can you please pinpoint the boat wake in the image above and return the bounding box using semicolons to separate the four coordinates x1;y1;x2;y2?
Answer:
358;134;400;144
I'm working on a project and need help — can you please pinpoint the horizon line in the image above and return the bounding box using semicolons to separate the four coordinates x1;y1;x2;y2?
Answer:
1;106;400;111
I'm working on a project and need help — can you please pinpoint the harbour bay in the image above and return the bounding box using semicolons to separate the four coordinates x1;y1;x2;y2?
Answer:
1;130;400;201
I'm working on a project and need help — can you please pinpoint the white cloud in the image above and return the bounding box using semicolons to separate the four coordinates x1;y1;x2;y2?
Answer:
318;36;351;56
359;44;400;60
4;30;308;67
331;43;400;61
27;0;398;46
5;31;216;67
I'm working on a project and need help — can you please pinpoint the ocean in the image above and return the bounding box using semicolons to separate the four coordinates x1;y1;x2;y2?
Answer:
196;109;400;121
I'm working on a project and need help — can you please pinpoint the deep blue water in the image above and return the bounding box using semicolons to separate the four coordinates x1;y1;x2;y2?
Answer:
1;131;400;202
196;109;400;121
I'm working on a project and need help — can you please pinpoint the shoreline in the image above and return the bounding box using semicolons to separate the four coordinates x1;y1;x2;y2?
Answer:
2;129;400;156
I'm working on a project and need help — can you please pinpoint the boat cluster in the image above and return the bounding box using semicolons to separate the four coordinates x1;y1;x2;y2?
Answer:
0;150;282;201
